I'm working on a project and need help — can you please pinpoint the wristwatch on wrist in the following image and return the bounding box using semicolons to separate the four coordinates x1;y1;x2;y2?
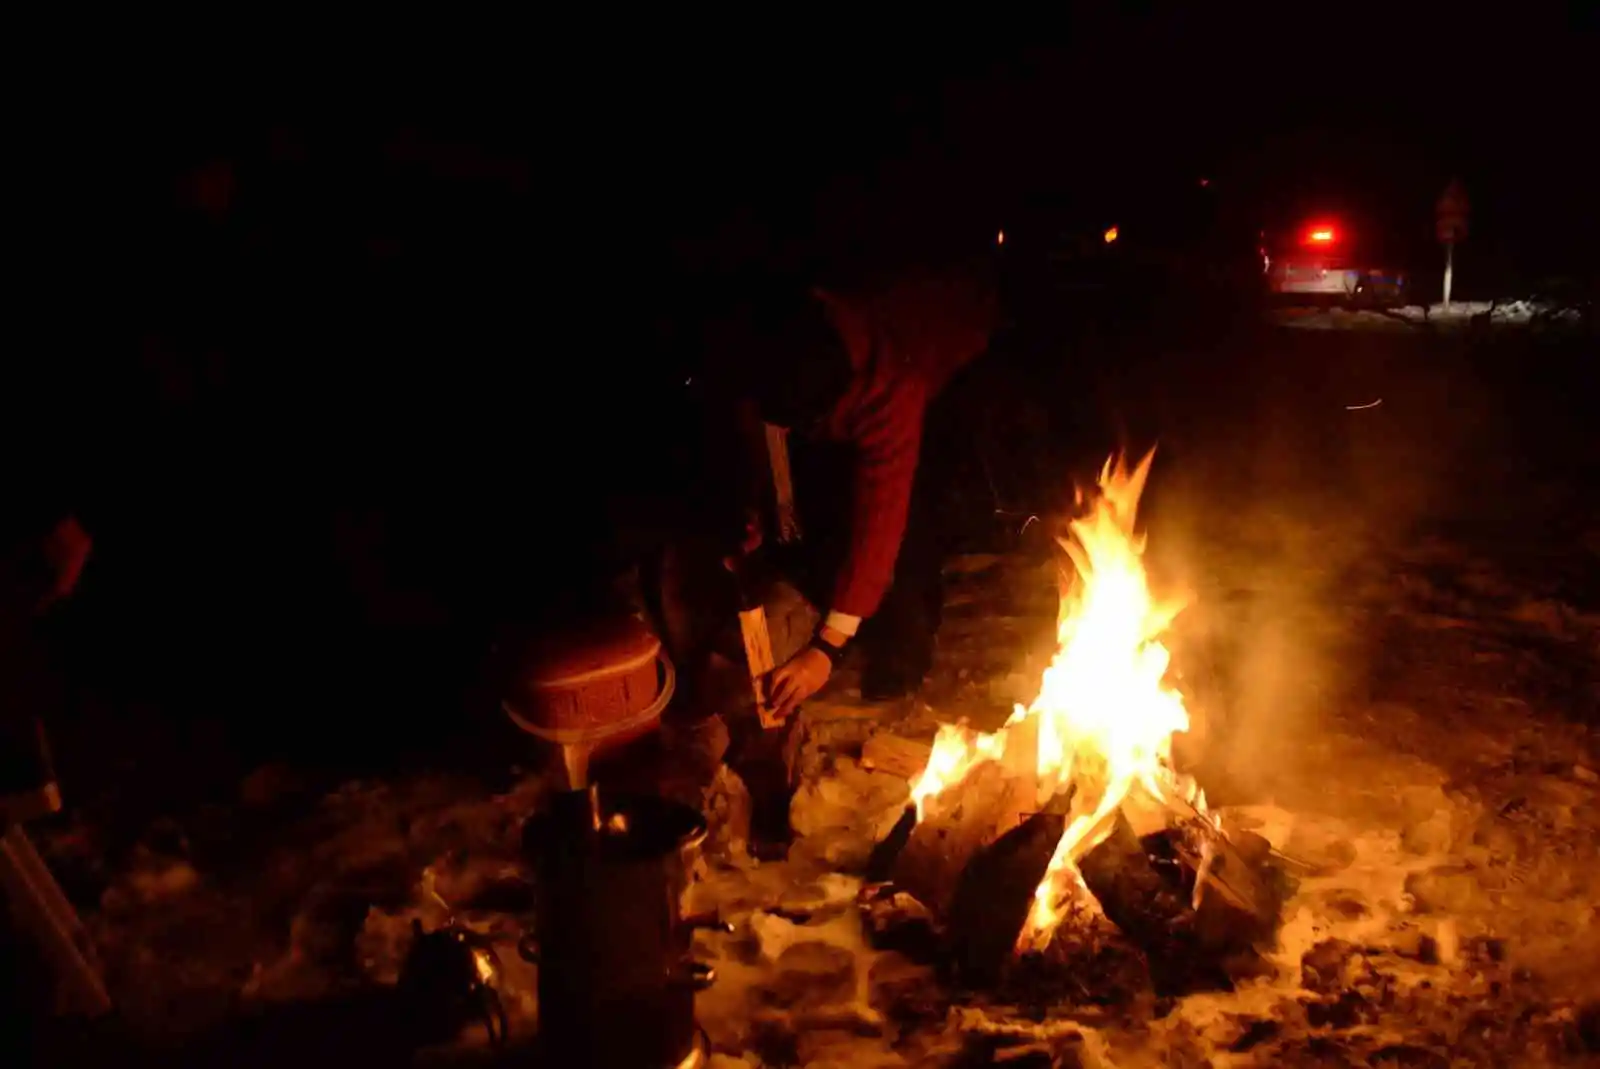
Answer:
810;629;847;669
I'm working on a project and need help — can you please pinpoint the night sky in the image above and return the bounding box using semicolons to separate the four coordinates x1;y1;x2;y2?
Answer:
591;17;1598;275
9;19;1594;757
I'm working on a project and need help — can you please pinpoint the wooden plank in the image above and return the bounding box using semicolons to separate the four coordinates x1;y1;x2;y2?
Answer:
861;733;933;781
763;422;802;544
738;605;781;729
0;826;112;1016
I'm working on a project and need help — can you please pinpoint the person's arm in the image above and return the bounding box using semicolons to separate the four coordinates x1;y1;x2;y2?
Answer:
828;376;928;628
767;377;924;718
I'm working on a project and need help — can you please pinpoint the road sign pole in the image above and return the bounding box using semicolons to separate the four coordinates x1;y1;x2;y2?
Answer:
1442;241;1455;309
1436;178;1468;311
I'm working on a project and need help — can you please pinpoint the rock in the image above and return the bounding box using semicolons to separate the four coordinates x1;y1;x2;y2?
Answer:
661;712;731;775
1578;1000;1600;1053
239;762;309;809
1404;864;1488;915
796;1029;907;1068
1284;824;1358;875
1390;928;1439;965
1368;1044;1449;1068
868;954;943;1026
708;1056;758;1069
703;764;753;860
861;891;941;960
1433;918;1461;965
1401;810;1456;855
790;759;910;855
1398;785;1470;855
793;825;883;870
777;873;862;917
1312;889;1370;920
122;850;200;906
748;910;864;967
1301;939;1363;996
765;942;859;1010
789;711;881;785
1305;989;1376;1030
1468;817;1521;867
1226;1017;1281;1053
1267;1035;1362;1067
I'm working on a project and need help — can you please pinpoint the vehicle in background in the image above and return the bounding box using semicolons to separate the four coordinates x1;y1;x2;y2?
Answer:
1263;218;1410;307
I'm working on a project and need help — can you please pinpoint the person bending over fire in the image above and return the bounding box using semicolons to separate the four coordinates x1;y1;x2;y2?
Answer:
692;260;998;716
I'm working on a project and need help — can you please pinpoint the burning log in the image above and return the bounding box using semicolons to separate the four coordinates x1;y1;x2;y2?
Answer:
1076;817;1197;980
854;452;1291;998
865;804;917;883
1173;822;1285;957
889;761;1028;916
1071;814;1283;996
944;803;1067;985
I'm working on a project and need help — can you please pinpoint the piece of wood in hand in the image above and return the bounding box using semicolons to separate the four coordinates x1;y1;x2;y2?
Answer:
764;422;802;544
738;605;780;728
861;733;933;781
891;761;1029;916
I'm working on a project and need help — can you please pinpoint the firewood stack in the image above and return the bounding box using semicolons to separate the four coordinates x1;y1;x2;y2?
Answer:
859;730;1289;996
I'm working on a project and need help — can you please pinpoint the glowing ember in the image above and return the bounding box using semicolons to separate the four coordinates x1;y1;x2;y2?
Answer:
907;449;1204;950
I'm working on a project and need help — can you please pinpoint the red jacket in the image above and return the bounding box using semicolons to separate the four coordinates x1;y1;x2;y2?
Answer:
810;269;995;619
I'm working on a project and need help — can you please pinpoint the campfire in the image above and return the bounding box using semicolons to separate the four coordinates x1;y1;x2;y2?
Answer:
864;450;1282;990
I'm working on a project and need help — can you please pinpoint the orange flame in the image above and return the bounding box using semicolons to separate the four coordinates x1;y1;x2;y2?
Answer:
904;449;1202;950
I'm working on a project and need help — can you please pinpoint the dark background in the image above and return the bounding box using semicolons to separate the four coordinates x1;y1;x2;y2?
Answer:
11;17;1597;797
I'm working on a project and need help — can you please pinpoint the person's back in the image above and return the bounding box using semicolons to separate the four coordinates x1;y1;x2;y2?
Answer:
675;251;998;708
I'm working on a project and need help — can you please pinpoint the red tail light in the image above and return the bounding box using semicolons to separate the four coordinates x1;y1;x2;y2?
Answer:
1306;225;1337;245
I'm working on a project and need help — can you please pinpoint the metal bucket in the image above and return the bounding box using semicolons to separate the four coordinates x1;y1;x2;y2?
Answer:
521;788;717;1067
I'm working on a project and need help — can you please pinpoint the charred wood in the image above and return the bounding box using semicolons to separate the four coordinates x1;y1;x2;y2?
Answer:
890;762;1028;916
945;806;1066;987
866;804;918;883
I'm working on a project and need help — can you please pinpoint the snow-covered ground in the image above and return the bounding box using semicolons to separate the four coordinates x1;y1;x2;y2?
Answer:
45;523;1600;1066
26;326;1600;1065
1271;300;1589;332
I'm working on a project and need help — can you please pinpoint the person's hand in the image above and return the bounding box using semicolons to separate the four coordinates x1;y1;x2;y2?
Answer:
768;646;832;719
